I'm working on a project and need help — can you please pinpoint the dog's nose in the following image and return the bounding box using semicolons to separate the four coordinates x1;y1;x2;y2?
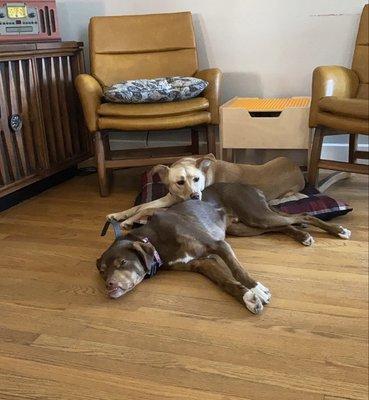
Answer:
107;280;117;289
190;193;200;200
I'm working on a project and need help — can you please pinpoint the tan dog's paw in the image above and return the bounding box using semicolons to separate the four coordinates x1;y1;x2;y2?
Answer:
120;220;133;230
107;212;127;222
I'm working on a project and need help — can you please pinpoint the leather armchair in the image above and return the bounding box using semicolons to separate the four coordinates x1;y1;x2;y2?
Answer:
308;5;369;186
75;12;222;196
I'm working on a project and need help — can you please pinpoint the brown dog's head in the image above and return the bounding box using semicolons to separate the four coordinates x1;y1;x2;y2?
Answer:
151;154;216;201
96;239;155;299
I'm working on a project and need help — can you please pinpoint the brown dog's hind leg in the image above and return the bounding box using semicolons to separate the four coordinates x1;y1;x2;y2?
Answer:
226;223;269;237
227;222;315;246
299;215;351;239
280;225;315;246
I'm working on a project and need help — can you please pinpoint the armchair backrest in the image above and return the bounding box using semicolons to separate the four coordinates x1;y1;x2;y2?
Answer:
89;12;198;87
352;4;368;99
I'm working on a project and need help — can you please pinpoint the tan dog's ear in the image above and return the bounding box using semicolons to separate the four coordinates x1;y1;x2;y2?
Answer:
150;164;170;184
195;154;215;172
132;241;155;271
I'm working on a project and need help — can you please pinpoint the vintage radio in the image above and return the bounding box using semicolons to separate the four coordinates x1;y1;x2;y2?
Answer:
0;0;60;42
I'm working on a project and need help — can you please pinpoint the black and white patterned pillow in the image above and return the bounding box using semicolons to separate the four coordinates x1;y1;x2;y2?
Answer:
103;76;208;104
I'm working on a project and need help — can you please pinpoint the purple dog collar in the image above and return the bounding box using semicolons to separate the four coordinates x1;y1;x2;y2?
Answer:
141;237;163;278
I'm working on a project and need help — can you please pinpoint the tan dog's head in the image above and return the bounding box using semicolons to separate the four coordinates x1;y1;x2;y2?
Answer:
151;154;216;200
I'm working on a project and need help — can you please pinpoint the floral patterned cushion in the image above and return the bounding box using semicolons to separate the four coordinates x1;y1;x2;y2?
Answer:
103;76;208;104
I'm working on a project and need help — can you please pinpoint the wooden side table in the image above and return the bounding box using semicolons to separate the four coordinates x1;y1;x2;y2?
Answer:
220;97;311;163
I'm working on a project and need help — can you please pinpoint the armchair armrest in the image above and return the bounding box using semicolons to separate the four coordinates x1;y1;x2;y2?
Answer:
195;68;222;124
309;66;359;127
75;74;103;132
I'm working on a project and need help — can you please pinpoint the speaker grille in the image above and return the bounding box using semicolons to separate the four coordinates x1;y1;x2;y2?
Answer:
38;6;57;36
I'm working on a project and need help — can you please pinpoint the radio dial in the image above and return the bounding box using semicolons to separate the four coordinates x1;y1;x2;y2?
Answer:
0;13;5;18
28;12;36;18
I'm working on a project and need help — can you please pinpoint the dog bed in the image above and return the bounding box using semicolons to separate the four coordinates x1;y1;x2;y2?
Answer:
134;171;352;221
135;171;352;221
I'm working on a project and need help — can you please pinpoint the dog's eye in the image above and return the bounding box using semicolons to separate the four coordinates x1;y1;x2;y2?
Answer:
194;177;199;182
117;259;126;269
177;180;185;185
98;265;106;275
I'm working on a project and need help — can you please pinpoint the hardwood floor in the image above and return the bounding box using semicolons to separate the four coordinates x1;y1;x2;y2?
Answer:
0;170;368;400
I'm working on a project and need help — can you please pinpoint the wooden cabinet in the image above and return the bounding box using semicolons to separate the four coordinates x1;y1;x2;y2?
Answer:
0;41;90;198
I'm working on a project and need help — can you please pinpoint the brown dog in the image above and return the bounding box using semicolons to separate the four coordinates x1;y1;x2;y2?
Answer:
98;182;350;313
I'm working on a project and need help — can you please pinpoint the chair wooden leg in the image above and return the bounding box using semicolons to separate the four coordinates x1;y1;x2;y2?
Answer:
308;126;325;187
223;149;234;162
349;133;358;164
103;133;114;182
191;128;200;155
94;131;110;197
206;124;217;157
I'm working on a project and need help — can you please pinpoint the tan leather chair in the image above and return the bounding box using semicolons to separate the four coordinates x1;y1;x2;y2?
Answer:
75;12;222;196
308;4;369;186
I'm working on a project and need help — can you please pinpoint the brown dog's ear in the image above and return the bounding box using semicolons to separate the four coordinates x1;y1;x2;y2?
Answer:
195;154;216;172
150;164;170;184
132;241;155;271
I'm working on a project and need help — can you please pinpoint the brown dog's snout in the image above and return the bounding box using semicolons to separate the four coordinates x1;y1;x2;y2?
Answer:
107;280;117;289
190;193;200;200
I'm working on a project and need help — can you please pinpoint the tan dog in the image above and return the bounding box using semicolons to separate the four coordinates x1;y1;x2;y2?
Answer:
107;155;305;228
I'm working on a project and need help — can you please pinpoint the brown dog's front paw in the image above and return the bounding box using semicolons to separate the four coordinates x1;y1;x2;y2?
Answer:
243;290;263;314
251;282;271;304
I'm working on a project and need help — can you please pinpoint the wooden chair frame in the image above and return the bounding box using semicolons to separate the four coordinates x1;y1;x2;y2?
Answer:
94;125;216;196
308;126;369;187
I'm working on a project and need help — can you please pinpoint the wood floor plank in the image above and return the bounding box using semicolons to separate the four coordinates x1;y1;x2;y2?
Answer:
0;355;249;400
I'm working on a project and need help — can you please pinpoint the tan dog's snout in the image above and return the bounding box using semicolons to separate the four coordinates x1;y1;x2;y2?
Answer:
190;193;200;200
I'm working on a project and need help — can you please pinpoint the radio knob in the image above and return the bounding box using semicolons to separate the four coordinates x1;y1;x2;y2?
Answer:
28;12;36;18
0;13;5;18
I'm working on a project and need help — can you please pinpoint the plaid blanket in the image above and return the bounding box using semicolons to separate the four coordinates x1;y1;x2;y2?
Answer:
135;172;352;221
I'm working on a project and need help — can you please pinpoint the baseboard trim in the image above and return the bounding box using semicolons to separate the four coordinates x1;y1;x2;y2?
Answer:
324;143;369;148
110;139;369;149
0;167;78;213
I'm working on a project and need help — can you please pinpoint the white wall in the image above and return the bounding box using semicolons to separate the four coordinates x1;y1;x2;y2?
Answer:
58;0;366;101
57;0;368;156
